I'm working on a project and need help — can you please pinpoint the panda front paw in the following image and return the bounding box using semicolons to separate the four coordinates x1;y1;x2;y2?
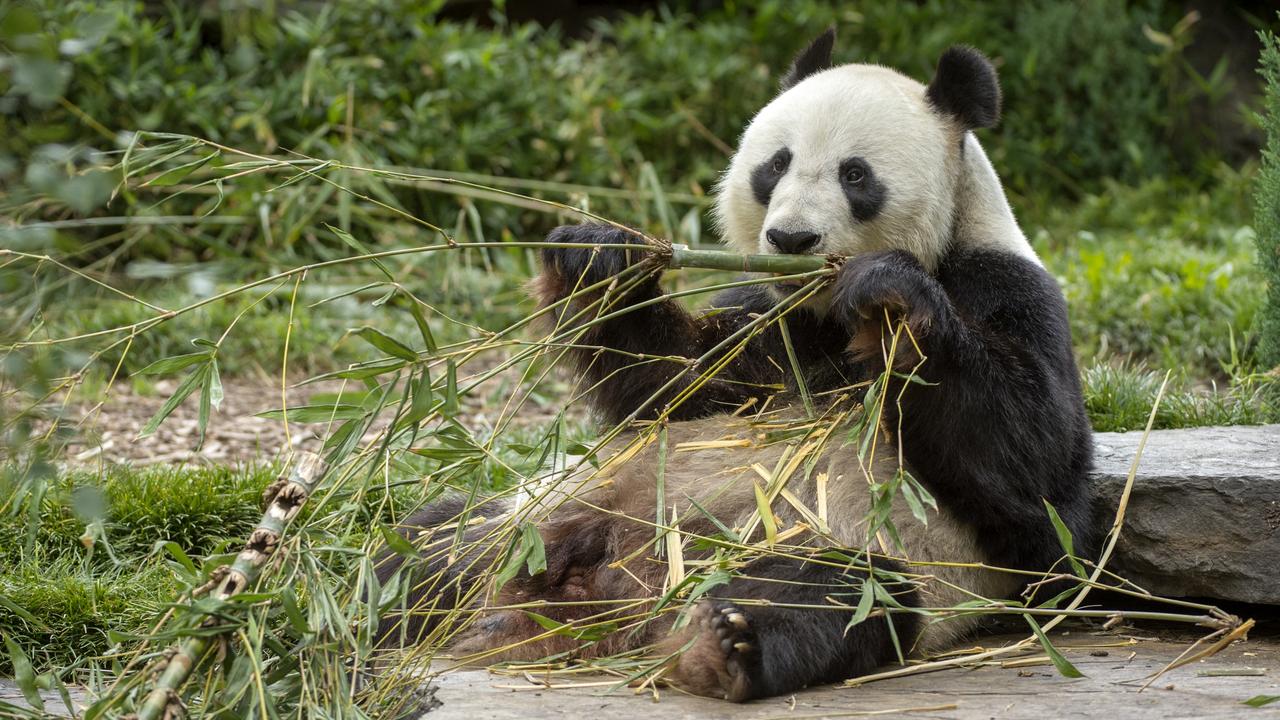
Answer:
536;224;660;305
831;250;941;367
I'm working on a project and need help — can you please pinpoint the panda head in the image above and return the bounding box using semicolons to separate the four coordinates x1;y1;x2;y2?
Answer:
715;31;1033;297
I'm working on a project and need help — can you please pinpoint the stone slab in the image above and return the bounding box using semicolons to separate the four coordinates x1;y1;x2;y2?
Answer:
1091;424;1280;604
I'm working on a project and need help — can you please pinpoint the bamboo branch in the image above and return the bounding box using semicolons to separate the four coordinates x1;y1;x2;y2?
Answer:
132;452;327;720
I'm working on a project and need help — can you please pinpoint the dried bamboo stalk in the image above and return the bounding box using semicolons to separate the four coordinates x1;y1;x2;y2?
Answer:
133;452;327;720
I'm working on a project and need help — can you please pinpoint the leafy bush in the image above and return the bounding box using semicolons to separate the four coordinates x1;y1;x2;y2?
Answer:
0;0;1255;261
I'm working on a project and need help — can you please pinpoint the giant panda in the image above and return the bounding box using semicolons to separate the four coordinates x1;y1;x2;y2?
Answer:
373;30;1095;702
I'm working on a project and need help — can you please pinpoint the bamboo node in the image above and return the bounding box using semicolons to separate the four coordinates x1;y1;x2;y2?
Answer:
191;567;229;598
246;528;281;558
218;568;250;597
261;476;289;507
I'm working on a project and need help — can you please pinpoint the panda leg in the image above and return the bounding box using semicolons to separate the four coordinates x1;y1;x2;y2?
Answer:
661;555;917;701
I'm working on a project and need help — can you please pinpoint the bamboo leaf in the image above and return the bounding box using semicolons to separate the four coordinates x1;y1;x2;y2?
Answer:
140;364;207;437
1026;616;1085;678
687;569;732;601
279;586;308;630
328;224;394;279
522;522;547;577
132;351;211;376
1043;499;1087;578
845;577;878;630
378;523;418;558
753;481;778;545
3;632;44;711
155;540;198;578
1243;695;1280;708
686;497;740;543
897;470;929;525
442;360;460;418
407;298;438;353
495;522;546;591
257;404;368;423
351;326;418;361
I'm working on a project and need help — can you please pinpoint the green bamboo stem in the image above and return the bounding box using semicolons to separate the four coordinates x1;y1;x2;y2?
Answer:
665;243;836;274
135;452;326;720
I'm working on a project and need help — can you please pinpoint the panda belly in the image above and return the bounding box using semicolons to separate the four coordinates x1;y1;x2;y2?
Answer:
447;404;1022;689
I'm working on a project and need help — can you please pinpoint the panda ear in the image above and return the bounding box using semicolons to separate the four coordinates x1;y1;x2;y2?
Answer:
780;27;836;91
926;46;1001;130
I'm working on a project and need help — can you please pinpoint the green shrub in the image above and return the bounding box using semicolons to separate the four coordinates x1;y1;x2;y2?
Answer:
1256;24;1280;369
0;0;1251;260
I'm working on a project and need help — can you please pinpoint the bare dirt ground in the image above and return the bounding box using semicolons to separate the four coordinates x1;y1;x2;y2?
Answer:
57;376;326;466
51;370;564;467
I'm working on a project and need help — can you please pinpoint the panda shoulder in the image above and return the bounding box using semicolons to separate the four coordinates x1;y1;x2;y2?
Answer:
936;247;1069;325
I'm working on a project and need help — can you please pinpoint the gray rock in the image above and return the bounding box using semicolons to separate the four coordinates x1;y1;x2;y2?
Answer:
1090;424;1280;604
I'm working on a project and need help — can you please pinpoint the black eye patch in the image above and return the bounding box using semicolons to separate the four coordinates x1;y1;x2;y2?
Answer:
750;148;791;206
838;157;887;222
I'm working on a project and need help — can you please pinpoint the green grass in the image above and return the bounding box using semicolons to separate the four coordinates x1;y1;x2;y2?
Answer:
0;464;278;569
0;464;282;674
0;558;174;674
1083;361;1279;432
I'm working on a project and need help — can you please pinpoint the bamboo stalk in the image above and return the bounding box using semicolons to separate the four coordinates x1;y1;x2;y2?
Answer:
665;243;835;274
134;452;327;720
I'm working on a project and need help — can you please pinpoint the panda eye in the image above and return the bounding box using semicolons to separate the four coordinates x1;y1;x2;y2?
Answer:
771;155;788;174
844;167;865;185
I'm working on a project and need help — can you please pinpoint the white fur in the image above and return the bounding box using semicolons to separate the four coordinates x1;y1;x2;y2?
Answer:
714;64;1039;276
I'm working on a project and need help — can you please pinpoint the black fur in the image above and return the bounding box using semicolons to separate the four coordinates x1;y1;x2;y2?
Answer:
837;156;887;223
780;27;836;91
926;46;1001;130
831;248;1095;573
750;147;791;206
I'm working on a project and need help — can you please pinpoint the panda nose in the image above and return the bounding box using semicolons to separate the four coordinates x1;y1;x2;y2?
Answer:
766;229;821;254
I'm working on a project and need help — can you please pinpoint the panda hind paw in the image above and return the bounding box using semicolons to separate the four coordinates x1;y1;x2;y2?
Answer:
665;601;759;702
